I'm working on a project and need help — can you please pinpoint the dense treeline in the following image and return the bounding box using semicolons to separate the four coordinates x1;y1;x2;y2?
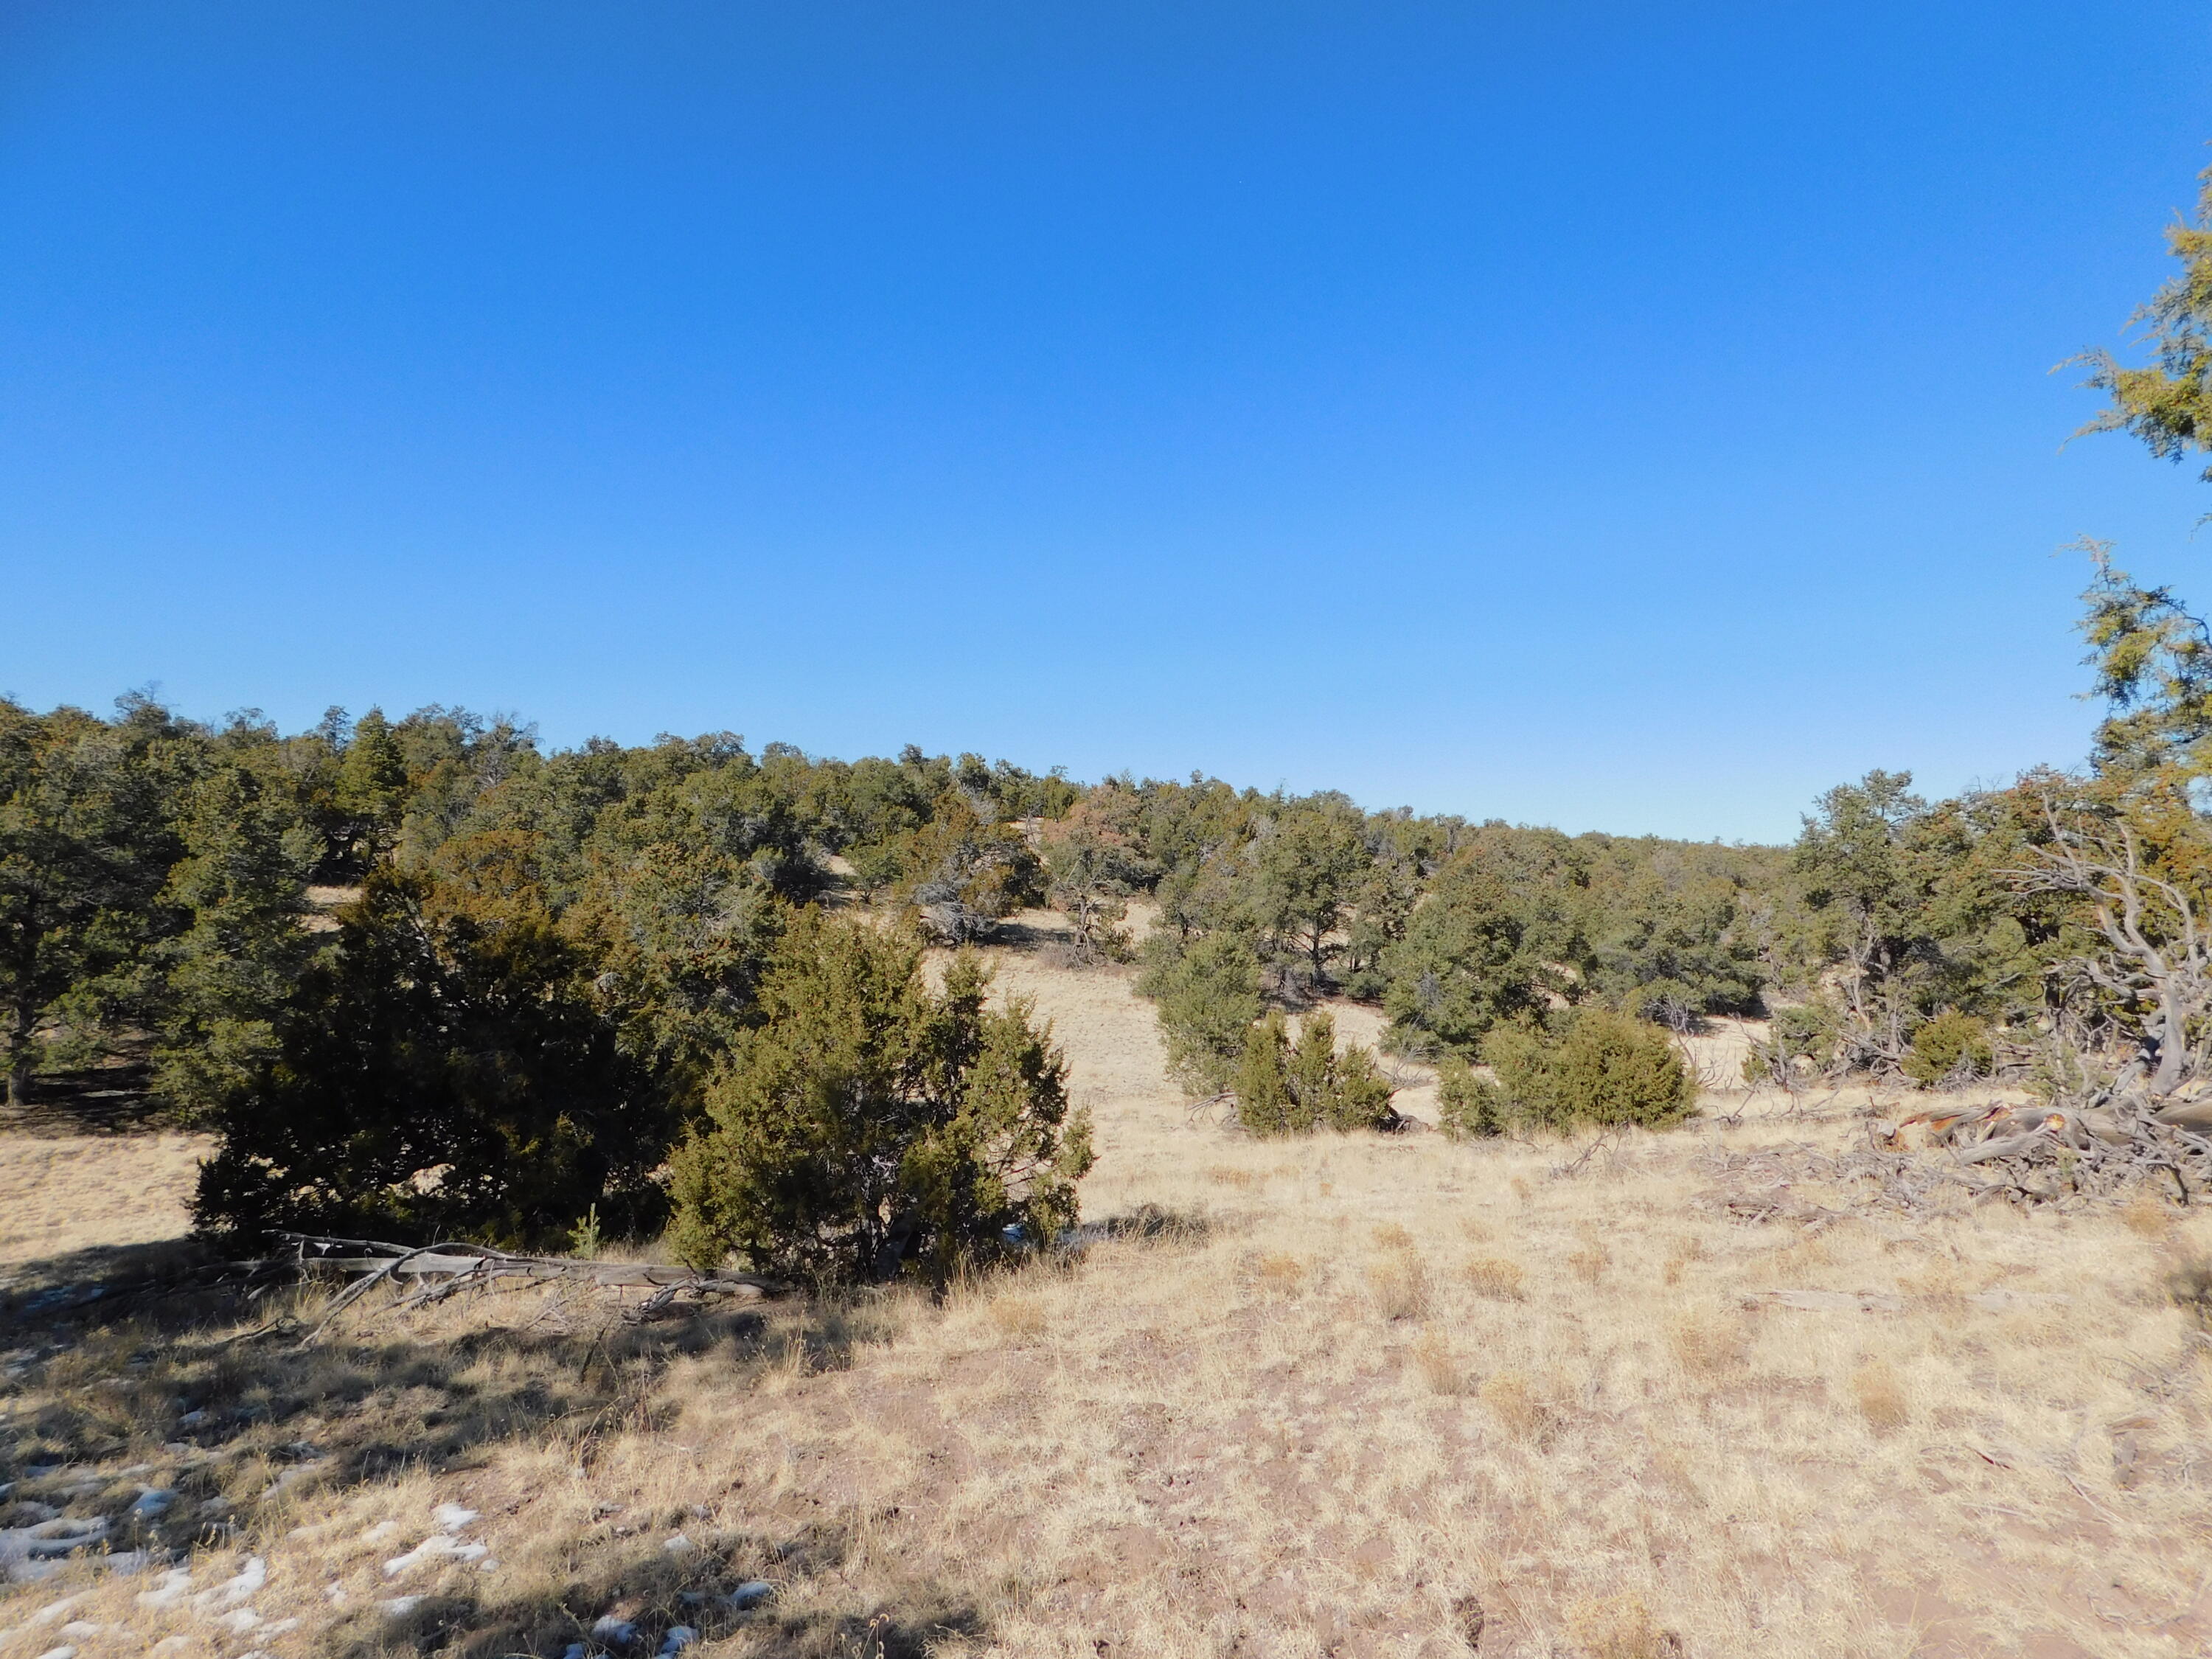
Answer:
0;706;1088;1264
0;684;2075;1219
0;689;1804;1246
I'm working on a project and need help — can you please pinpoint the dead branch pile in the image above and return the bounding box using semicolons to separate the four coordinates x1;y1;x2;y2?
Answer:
1945;801;2212;1203
282;1235;787;1336
1871;1090;2212;1205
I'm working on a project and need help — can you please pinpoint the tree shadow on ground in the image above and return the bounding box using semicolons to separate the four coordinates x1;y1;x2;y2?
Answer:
331;1523;987;1658
1;1251;961;1655
1;1052;167;1137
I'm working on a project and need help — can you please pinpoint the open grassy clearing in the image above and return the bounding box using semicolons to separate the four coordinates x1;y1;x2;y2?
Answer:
4;914;2211;1658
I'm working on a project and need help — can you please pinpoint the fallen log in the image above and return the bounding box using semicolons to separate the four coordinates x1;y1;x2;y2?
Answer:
276;1234;787;1343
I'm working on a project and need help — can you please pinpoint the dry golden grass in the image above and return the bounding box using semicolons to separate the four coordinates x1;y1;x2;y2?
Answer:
1462;1255;1527;1301
0;1128;207;1281
1410;1327;1473;1397
6;911;2212;1657
1851;1358;1911;1434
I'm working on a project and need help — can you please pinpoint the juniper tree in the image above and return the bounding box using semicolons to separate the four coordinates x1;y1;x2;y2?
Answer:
0;697;193;1105
668;912;1093;1284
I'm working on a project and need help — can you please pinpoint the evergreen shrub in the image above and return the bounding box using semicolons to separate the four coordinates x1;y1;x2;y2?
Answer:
669;911;1093;1284
1902;1009;1994;1087
1233;1009;1396;1135
1481;1008;1696;1130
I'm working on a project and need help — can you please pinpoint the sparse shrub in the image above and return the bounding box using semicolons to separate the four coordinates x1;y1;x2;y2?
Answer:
1039;793;1155;965
668;911;1094;1284
2165;1254;2212;1326
1251;1252;1305;1295
1567;1241;1610;1285
843;839;905;904
1411;1327;1471;1395
1666;1307;1744;1374
1434;1054;1509;1139
1484;1009;1695;1130
896;799;1045;943
1480;1371;1553;1443
1366;1251;1433;1321
1851;1359;1910;1432
1233;1009;1398;1135
2121;1189;2174;1237
988;1294;1049;1343
1140;933;1264;1093
1902;1009;1994;1087
1463;1256;1526;1301
1565;1593;1684;1659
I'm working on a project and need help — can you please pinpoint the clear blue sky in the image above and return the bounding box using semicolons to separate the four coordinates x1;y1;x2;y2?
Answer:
4;2;2209;841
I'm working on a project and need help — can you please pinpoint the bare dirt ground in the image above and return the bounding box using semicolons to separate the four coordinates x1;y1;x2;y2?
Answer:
3;914;2211;1658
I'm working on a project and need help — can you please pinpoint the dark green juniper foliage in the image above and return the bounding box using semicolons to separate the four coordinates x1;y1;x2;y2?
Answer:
1902;1009;1995;1088
669;911;1093;1284
1433;1055;1509;1140
1231;1009;1395;1136
195;862;671;1246
1481;1009;1697;1131
1140;932;1266;1093
0;695;194;1107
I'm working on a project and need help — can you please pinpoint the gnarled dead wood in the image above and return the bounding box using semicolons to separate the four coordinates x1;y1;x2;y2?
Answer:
276;1234;787;1343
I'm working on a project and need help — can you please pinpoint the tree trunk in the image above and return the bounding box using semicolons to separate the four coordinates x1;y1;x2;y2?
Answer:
2152;987;2190;1096
4;1025;29;1110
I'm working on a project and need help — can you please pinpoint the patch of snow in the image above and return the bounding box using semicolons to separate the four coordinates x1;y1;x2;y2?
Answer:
192;1554;266;1612
378;1595;425;1618
725;1580;776;1610
660;1627;699;1655
433;1503;480;1533
383;1534;487;1576
137;1567;192;1608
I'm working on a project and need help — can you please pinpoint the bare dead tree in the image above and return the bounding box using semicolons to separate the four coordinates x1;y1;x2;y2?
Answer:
2010;801;2212;1099
1918;793;2212;1203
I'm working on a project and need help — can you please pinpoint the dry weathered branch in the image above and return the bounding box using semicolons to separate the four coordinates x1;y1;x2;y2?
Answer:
279;1234;787;1343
